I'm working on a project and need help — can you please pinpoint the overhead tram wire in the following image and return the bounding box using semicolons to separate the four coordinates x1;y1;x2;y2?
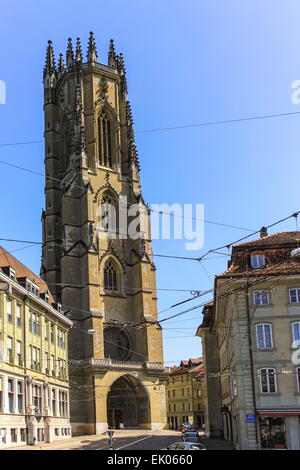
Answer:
1;109;300;149
0;159;254;233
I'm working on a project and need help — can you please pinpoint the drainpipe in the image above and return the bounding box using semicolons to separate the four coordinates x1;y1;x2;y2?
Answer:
245;279;260;448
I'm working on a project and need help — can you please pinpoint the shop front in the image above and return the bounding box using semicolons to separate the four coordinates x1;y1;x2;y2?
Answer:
258;410;300;450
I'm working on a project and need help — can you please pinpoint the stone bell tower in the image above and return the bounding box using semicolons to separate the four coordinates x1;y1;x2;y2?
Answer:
41;33;168;435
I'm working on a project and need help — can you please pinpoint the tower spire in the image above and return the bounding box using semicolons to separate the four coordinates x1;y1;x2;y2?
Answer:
57;53;66;76
87;31;98;62
108;39;116;68
66;37;74;68
43;40;56;79
75;37;83;66
70;84;86;156
117;53;128;95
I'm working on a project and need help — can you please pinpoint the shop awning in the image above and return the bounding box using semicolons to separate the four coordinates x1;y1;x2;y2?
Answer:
258;410;300;416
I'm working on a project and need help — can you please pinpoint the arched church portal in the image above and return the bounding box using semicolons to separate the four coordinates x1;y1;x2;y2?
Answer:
107;375;150;429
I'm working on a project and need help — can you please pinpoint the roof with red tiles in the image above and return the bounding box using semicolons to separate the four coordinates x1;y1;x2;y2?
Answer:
0;246;55;303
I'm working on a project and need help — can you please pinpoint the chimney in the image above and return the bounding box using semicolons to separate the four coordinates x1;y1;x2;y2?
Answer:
260;227;268;238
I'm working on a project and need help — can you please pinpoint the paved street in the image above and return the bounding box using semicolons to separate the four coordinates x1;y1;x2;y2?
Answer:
5;430;234;451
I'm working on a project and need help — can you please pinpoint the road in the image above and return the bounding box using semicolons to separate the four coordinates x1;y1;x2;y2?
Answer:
67;433;181;451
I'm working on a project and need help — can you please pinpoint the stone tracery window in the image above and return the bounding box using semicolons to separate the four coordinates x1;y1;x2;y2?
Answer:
98;109;113;168
104;326;131;361
104;259;118;292
100;191;118;234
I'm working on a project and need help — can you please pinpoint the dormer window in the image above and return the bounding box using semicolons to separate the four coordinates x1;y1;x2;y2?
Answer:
9;268;16;280
251;254;265;269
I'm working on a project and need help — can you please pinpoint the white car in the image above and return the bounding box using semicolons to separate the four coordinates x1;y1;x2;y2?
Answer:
163;441;206;451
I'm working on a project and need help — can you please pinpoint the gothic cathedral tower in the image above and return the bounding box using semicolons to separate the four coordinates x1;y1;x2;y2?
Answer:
41;34;168;435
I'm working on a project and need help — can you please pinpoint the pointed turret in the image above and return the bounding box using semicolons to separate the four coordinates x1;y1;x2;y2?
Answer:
75;37;83;66
70;84;87;157
117;53;128;95
66;37;74;68
87;31;98;62
57;53;66;77
108;39;117;68
43;40;56;79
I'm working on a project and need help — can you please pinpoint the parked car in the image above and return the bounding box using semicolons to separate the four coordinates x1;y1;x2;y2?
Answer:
182;431;199;441
162;442;206;451
183;436;202;444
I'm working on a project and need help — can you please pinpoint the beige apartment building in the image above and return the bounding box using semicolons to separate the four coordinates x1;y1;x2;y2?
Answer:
166;358;205;430
199;230;300;450
0;246;72;447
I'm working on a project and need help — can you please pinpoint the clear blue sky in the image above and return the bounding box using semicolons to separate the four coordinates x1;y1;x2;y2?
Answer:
0;0;299;365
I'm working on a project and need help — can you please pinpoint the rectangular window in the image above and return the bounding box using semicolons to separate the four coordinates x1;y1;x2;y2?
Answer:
289;288;300;303
172;390;175;397
7;336;13;363
253;291;270;306
45;320;48;340
45;352;49;375
0;376;3;412
33;384;42;413
292;322;300;348
51;355;55;376
256;324;273;349
6;296;12;323
50;324;54;344
52;389;56;416
183;403;185;411
251;254;265;269
20;429;26;442
17;381;23;413
16;304;21;327
10;429;17;443
0;429;6;444
8;378;14;413
16;341;22;366
259;368;277;393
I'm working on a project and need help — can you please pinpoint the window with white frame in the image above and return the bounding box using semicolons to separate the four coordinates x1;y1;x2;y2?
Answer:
7;378;14;412
17;381;24;413
297;368;300;393
52;389;56;416
256;324;273;349
251;254;265;269
6;296;12;323
0;376;3;412
292;322;300;348
259;368;277;393
289;288;300;303
7;337;13;363
59;390;68;417
253;291;270;306
33;384;42;413
16;341;22;366
16;304;21;327
44;352;49;374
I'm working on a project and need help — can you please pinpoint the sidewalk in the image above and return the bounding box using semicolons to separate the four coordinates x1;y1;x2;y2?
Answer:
4;429;180;451
200;435;235;450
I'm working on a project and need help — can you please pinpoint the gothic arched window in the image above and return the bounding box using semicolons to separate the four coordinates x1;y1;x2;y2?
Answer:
104;259;118;292
98;109;113;168
99;191;118;234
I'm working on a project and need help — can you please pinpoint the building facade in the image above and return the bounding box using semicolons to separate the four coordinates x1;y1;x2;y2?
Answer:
0;246;72;447
200;230;300;450
41;34;168;435
166;359;205;430
196;303;223;438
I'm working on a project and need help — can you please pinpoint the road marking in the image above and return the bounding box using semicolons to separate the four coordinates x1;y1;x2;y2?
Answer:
114;435;152;450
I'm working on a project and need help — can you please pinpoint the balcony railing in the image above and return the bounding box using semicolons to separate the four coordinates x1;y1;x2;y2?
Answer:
73;358;171;373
